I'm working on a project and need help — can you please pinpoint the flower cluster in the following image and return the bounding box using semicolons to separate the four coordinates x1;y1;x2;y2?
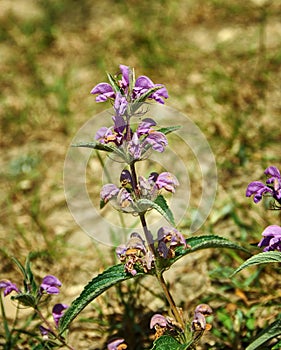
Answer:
116;232;155;276
0;275;62;298
92;65;169;164
246;166;281;207
91;64;168;106
0;275;68;338
101;169;179;214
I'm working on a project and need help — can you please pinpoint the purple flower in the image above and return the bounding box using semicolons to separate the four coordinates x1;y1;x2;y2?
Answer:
246;181;272;203
258;225;281;252
157;226;188;258
264;166;281;200
0;280;20;296
52;303;68;326
114;93;128;116
90;83;115;102
246;166;281;204
155;172;179;193
116;232;155;275
145;131;168;152
40;275;62;295
133;76;168;104
150;314;168;329
100;184;120;203
107;338;127;350
119;64;130;90
137;118;157;135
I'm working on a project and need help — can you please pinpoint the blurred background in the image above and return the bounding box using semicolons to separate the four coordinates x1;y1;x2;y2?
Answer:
0;0;280;349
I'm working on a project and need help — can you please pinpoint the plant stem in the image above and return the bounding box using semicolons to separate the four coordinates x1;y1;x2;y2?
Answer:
129;161;183;329
157;272;184;330
35;307;74;350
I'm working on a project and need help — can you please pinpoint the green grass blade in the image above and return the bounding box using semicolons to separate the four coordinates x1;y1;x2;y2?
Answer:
246;318;281;350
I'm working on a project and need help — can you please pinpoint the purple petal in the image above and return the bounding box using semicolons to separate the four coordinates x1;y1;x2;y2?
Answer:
0;280;20;296
40;275;62;295
261;225;281;237
119;64;130;88
137;118;157;136
100;184;120;203
107;338;126;350
264;166;281;179
135;75;154;89
156;172;179;193
90;83;115;102
52;303;68;327
145;131;168;152
150;314;168;329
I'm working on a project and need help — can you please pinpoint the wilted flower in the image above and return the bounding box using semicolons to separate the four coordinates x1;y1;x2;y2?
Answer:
107;338;127;350
116;232;155;275
40;275;62;295
157;226;189;259
258;225;281;252
150;313;182;340
0;280;20;296
246;166;281;205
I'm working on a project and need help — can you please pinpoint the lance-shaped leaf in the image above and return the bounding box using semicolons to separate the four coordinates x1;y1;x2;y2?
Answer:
231;251;281;276
106;72;122;95
160;235;249;271
58;264;142;334
157;125;181;135
137;195;175;226
246;318;281;350
72;141;115;153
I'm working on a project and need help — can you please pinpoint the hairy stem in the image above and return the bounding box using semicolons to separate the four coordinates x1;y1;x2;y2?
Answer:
157;272;184;330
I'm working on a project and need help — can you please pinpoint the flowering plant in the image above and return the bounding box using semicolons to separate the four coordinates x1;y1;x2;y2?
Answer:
57;65;247;349
232;166;281;349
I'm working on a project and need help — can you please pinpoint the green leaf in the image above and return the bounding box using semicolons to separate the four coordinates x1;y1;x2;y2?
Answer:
231;251;281;276
106;72;122;94
58;264;140;334
246;318;281;350
167;235;249;270
137;195;175;226
71;141;115;153
157;125;181;135
11;293;36;308
151;335;187;350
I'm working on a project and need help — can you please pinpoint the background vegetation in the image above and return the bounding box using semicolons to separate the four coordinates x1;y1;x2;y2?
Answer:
0;0;280;349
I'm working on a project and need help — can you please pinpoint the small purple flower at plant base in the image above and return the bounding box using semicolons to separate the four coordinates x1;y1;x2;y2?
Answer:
90;82;115;102
157;226;189;259
155;172;179;193
107;338;127;350
0;280;20;296
246;166;281;205
258;225;281;252
40;275;62;295
52;303;68;326
116;232;155;275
